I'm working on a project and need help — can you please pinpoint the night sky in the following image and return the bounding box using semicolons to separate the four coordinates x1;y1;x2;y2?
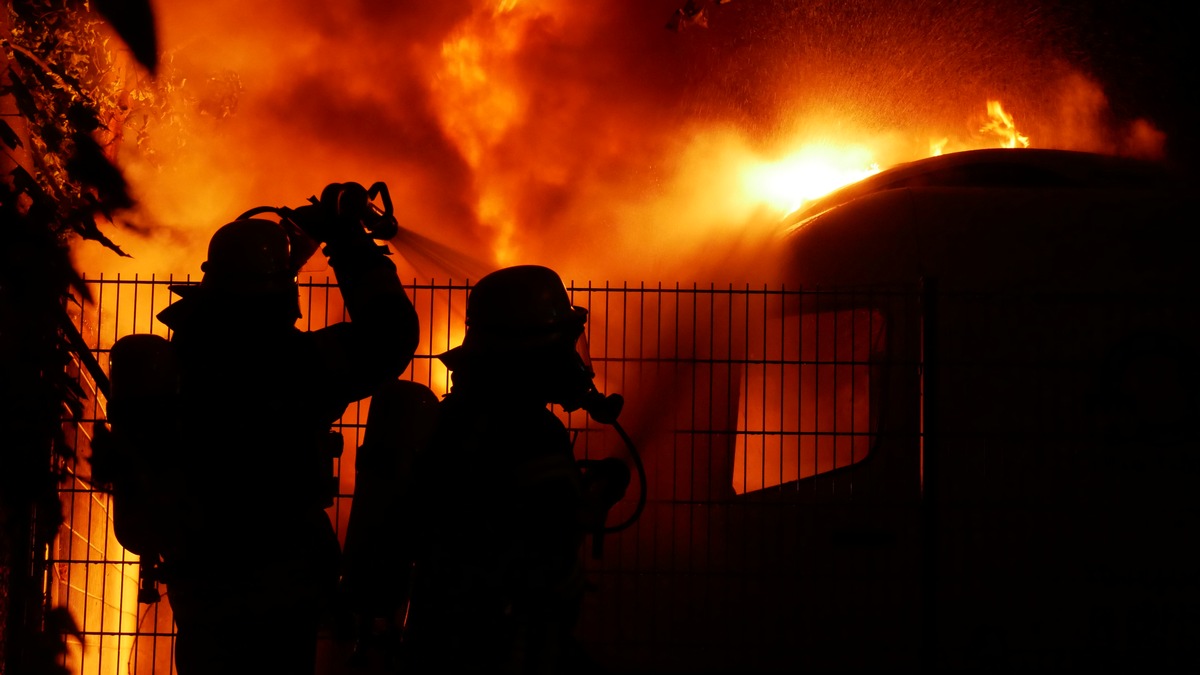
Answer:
1052;1;1200;169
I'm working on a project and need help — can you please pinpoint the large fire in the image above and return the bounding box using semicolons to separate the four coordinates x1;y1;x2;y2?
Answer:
72;0;1166;287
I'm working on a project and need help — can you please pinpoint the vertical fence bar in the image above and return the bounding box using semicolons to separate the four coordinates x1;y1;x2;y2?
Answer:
920;276;939;672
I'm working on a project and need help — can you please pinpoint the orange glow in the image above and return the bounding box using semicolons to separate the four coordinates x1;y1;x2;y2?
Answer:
982;99;1031;148
477;190;520;266
730;99;1036;223
435;30;523;167
742;143;881;216
733;308;884;494
68;2;1166;288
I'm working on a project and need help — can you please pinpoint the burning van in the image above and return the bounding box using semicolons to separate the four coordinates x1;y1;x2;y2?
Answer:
652;147;1198;673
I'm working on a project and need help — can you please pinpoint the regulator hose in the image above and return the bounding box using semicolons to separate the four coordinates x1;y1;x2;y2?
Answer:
600;417;647;535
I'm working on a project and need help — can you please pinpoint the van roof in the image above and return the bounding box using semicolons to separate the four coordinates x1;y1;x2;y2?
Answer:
788;148;1185;226
778;149;1196;294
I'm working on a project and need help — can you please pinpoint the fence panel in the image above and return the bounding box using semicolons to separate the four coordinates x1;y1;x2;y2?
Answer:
58;276;902;674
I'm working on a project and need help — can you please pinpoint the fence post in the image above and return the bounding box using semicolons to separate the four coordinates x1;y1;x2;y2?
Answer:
920;276;939;671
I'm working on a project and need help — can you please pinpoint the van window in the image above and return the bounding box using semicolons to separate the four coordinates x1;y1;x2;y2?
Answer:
734;307;885;494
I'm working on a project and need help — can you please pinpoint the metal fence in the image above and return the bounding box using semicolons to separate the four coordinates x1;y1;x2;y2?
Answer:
55;274;905;675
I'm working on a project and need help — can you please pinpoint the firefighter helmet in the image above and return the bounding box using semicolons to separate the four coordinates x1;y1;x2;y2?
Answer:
438;265;588;370
198;219;297;294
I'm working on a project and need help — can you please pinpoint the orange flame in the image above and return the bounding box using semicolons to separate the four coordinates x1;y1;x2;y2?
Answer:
71;2;1164;287
981;99;1030;148
738;99;1033;221
742;143;880;216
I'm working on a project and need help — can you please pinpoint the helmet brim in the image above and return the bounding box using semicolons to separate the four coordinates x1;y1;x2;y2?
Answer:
436;345;470;372
168;284;203;299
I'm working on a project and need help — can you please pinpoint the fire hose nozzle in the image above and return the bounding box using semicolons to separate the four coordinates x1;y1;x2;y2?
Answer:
317;181;400;241
236;181;402;271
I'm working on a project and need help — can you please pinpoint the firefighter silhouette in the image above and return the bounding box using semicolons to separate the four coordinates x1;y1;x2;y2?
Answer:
392;265;630;675
339;377;440;669
94;186;420;675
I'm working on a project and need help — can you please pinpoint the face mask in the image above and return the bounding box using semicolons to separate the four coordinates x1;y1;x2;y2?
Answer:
549;333;624;424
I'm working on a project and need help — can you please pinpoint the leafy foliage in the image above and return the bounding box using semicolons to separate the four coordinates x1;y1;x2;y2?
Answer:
1;0;158;672
121;51;243;171
3;0;142;255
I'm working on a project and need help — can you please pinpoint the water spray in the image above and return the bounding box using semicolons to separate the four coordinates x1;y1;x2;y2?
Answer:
238;181;492;282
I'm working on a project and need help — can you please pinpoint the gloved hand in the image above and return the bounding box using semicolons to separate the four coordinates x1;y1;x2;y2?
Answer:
316;182;391;260
578;457;632;559
580;457;632;510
